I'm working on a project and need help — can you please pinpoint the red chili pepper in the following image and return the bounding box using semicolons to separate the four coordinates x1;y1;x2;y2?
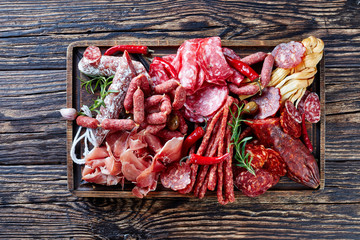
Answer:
104;45;153;55
181;121;207;155
225;56;259;81
185;152;230;165
301;113;313;152
152;57;178;79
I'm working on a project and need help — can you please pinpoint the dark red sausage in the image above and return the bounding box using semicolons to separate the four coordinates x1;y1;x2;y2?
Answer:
153;79;179;94
133;87;145;124
100;119;137;131
246;118;320;189
260;54;274;88
76;116;99;129
172;85;187;110
144;95;163;109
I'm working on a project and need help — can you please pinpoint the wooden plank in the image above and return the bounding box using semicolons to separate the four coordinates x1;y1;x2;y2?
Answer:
0;70;67;165
0;198;360;239
0;0;359;70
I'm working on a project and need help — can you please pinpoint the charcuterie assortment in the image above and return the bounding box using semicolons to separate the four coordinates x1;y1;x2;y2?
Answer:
64;36;324;204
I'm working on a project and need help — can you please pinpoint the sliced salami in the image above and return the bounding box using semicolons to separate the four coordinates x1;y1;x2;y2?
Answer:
304;92;321;123
263;148;287;177
296;90;310;115
272;41;306;69
83;46;102;66
284;100;302;124
280;105;302;138
252;87;281;119
234;168;275;198
245;143;269;169
184;83;228;121
197;37;233;84
160;162;191;191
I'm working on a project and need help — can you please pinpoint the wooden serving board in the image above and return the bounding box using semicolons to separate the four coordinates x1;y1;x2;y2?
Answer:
66;39;325;199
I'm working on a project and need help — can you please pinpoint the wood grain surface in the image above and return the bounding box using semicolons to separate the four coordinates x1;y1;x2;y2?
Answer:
1;0;359;239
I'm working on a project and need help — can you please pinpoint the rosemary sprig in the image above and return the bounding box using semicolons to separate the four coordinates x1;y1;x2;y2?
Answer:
79;75;118;115
228;103;256;176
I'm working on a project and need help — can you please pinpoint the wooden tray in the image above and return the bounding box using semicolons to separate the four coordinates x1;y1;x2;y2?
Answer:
66;39;325;199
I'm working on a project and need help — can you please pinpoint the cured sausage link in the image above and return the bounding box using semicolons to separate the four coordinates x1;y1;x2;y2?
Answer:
172;85;187;110
229;83;259;95
146;112;167;125
76;116;99;129
260;54;274;88
246;118;320;189
100;119;137;131
153;79;179;94
241;52;268;66
133;87;145;124
124;74;147;112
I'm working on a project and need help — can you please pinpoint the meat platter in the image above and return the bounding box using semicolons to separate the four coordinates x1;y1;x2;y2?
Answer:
66;38;325;201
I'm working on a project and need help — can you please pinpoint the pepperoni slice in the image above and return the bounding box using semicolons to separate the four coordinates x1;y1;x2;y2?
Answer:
304;92;321;123
83;46;101;66
160;162;191;191
252;87;281;119
272;41;306;69
184;83;228;122
234;168;276;197
280;106;302;138
245;143;269;169
263;148;287;177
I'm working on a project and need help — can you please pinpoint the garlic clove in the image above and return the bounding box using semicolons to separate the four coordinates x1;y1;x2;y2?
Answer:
60;108;78;120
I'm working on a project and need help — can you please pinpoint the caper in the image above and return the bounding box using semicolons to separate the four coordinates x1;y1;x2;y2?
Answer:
167;114;180;131
243;101;259;115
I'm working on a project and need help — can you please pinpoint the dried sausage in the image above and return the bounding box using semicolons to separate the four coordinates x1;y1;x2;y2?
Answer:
145;123;166;135
153;79;179;94
146;112;167;125
263;148;287;177
172;85;187;110
124;74;147;112
133;87;145;124
241;52;268;66
228;83;259;95
76;116;99;129
100;119;137;131
280;102;302;138
272;41;306;69
260;54;274;87
246;118;320;189
161;162;191;191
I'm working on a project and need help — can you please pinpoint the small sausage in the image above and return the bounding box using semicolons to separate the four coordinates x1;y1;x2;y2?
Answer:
228;83;259;95
172;85;187;110
145;123;166;134
140;77;151;96
100;119;137;131
133;87;145;124
124;74;147;112
144;95;163;109
153;79;179;94
160;95;172;115
241;52;268;66
76;116;99;129
260;54;275;88
146;112;167;125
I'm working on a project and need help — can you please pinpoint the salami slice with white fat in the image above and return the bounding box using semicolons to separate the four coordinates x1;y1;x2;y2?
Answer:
184;83;228;122
272;41;306;69
304;92;321;123
83;46;102;66
252;87;281;119
160;162;191;191
284;100;302;124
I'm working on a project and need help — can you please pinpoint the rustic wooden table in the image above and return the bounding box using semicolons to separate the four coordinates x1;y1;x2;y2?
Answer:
1;1;359;239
